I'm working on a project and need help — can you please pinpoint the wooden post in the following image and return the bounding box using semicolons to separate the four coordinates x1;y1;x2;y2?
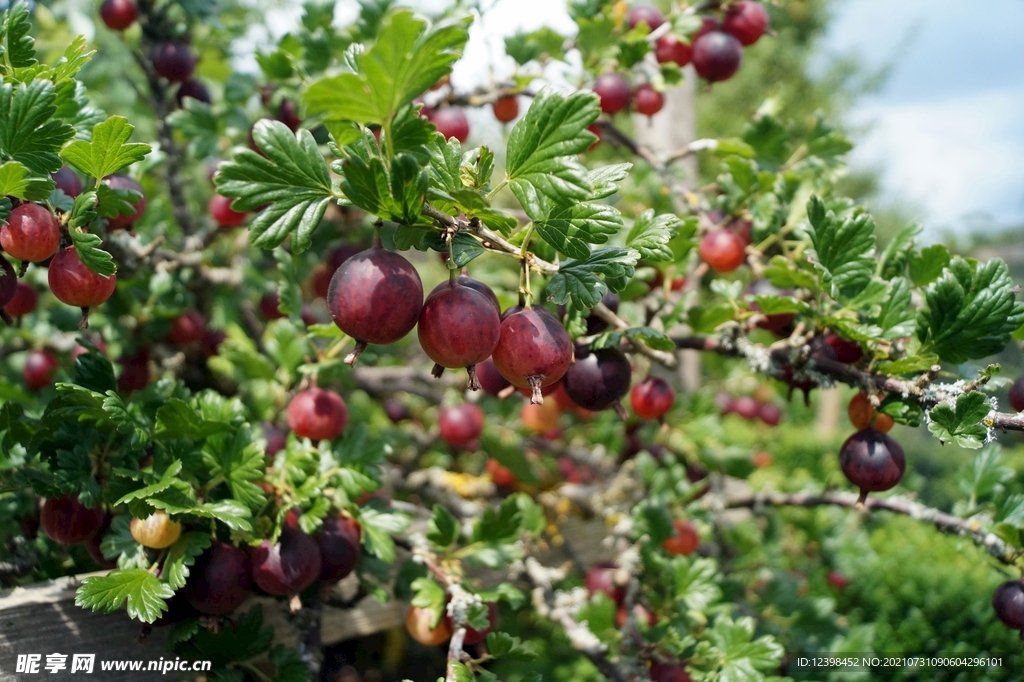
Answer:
634;67;701;392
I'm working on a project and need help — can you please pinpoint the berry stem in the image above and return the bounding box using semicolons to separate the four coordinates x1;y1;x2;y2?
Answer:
344;340;367;366
528;375;546;405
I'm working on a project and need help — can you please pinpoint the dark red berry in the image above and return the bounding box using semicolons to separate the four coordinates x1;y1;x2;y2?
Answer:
384;398;411;424
24;349;59;390
432;107;470;143
585;562;624;603
492;96;519;123
429;275;500;315
2;203;60;262
692;31;743;82
758;402;782;426
439;403;484;447
260;292;286;320
492;308;574;404
252;522;322;596
616;603;656;629
827;571;849;590
699;229;746;272
201;328;226;357
175;79;212;106
100;0;137;30
287;388;348;441
839;428;905;504
562;346;631;413
263;422;287;457
626;5;665;31
152;41;197;83
747;280;795;336
316;514;362;582
594;73;631;114
649;663;692;682
167;310;206;346
5;281;38;317
278;99;301;131
633;83;665;117
418;282;501;389
182;541;253;615
825;334;864;364
150;594;199;627
655;34;693;66
48;246;117;324
0;255;17;314
40;495;103;545
477;357;511;396
101;174;147;229
630;376;675;420
445;602;497;646
52;166;83;198
117;350;149;393
85;515;118;569
730;395;759;420
1009;377;1024;413
327;247;424;365
723;1;769;46
993;581;1024;630
209;194;247;228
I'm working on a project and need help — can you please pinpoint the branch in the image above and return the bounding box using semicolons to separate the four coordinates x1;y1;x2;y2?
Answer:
591;302;678;368
720;490;1019;564
671;332;1024;432
422;202;559;274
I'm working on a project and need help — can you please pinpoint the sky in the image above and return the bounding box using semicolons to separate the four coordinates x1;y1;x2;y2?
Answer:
823;0;1024;238
243;0;1024;239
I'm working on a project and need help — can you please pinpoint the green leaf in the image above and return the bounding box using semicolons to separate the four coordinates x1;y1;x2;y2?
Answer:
505;90;599;218
202;428;267;511
674;557;722;611
804;195;875;296
625;210;681;262
587;163;631;199
485;632;538;661
68;224;117;278
917;257;1024;364
960;445;1012;502
304;10;470;125
909;244;950;286
1;4;36;68
60;116;150;179
193;499;253;532
269;645;311;682
156;399;232;440
0;80;75;175
534;201;622;259
427;504;460;550
546;246;640;309
216;120;335;252
927;391;991;449
876;277;915;340
472;497;522;544
389;153;427;224
341;153;393;217
71;353;116;399
410;577;447;626
0;160;51;200
162;532;212;590
701;615;785;679
359;505;410;563
75;569;174;624
114;461;189;506
171;605;273;667
504;27;566;65
625;327;675;351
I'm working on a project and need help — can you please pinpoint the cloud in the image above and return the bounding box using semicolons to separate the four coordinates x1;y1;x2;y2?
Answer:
850;88;1024;236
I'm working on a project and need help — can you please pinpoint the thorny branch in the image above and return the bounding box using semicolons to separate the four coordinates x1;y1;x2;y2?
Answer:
721;490;1020;565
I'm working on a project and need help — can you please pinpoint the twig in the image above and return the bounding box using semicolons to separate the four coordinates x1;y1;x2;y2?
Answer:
591;302;677;368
